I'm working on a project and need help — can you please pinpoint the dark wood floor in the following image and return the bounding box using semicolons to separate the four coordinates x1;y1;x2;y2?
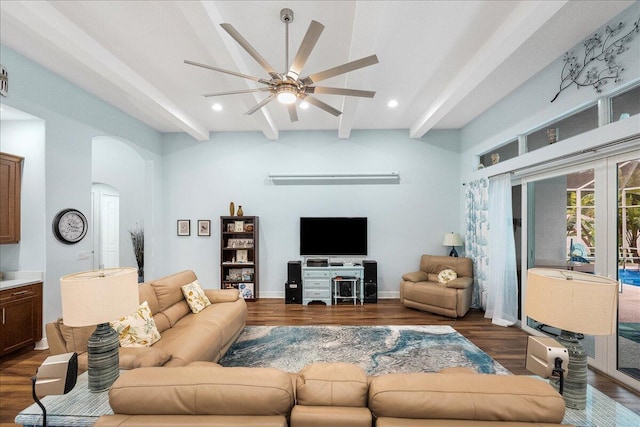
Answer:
1;299;639;426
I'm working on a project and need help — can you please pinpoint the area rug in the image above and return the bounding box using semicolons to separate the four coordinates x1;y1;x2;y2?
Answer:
218;325;510;375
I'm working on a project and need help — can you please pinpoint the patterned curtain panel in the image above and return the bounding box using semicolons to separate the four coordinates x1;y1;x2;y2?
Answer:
464;178;489;309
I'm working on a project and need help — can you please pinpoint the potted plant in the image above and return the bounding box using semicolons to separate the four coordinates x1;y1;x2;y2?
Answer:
129;223;144;283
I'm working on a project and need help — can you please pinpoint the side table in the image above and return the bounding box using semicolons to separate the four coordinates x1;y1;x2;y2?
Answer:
15;371;112;427
333;277;360;305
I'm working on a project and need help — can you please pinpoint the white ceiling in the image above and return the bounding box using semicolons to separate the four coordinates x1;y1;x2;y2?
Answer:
0;1;634;141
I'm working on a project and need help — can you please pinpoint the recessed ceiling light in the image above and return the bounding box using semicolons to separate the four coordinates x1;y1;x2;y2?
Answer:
387;100;398;108
211;103;223;111
300;101;310;110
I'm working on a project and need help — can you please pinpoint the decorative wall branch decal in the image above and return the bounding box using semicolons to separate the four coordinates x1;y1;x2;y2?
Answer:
551;16;639;103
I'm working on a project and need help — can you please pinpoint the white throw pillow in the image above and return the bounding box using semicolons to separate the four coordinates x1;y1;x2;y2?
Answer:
437;269;458;284
182;279;212;313
110;301;161;347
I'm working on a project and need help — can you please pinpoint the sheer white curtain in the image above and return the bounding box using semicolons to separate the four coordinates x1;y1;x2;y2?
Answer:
485;173;519;326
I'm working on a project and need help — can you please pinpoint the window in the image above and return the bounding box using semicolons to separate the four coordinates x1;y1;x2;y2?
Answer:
526;105;598;152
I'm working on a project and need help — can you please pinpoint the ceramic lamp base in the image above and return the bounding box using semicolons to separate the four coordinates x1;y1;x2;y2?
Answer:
87;323;120;392
550;330;587;410
449;247;459;257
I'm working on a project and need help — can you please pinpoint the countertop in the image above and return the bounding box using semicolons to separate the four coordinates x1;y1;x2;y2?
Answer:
0;271;43;290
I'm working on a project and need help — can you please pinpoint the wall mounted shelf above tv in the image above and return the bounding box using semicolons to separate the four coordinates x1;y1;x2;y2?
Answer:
268;172;399;185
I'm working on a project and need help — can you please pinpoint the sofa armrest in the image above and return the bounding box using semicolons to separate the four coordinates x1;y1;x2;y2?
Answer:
45;321;68;355
119;347;172;369
204;288;240;303
401;271;429;282
444;277;473;289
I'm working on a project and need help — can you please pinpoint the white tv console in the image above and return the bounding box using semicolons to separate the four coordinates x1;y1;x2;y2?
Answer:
302;264;364;305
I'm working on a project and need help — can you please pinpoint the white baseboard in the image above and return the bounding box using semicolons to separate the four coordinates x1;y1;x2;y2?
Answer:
257;290;400;299
34;338;49;350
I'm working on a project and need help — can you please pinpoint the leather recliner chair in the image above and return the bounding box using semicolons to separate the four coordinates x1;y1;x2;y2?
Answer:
400;254;474;318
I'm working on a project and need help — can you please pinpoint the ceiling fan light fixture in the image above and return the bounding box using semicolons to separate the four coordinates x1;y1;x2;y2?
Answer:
300;101;310;110
276;85;298;104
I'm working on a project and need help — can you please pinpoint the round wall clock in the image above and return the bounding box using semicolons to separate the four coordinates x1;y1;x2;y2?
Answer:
53;209;88;244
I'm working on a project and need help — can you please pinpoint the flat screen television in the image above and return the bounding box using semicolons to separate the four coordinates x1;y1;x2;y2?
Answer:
300;217;367;256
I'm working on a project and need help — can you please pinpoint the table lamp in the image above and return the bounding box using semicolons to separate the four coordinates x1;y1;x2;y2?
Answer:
443;232;463;257
60;267;139;392
525;268;617;409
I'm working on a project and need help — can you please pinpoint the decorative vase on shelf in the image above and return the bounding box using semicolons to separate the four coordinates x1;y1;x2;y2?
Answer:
237;206;244;216
229;202;235;217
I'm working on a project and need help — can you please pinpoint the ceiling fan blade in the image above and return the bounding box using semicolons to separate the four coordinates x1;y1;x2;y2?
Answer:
302;95;342;116
307;86;375;98
300;54;379;85
184;60;271;85
287;103;299;122
203;88;272;97
287;20;324;80
245;94;276;115
220;23;280;79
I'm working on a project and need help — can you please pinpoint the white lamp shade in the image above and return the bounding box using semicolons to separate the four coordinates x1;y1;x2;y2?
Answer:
443;232;463;247
526;268;617;336
60;267;139;327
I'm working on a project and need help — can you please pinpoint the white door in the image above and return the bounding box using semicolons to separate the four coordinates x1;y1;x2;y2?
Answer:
100;193;119;268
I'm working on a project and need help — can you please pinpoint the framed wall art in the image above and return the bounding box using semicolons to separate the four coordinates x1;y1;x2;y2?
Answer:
177;219;190;236
198;220;211;236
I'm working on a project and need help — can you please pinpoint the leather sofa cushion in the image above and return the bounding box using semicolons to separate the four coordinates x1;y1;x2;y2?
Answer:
376;420;566;426
108;366;295;416
296;362;368;407
57;319;94;353
290;405;372;427
368;372;565;423
148;294;246;366
419;255;473;278
152;270;197;312
401;271;428;282
95;414;288;427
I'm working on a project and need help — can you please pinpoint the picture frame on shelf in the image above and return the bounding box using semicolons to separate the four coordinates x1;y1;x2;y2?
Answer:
236;249;248;263
227;269;242;281
244;223;254;232
177;219;190;236
234;221;244;232
241;268;254;281
227;238;253;249
239;283;254;299
198;220;211;236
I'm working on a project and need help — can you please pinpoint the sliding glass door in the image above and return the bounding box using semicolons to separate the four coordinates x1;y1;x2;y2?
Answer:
610;154;640;385
522;149;640;391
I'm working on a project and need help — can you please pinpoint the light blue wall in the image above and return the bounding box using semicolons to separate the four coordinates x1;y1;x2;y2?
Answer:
160;129;462;297
459;1;640;177
0;46;164;328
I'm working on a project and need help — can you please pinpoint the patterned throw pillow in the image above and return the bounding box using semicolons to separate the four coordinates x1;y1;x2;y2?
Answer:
181;279;212;313
437;269;458;284
110;301;161;347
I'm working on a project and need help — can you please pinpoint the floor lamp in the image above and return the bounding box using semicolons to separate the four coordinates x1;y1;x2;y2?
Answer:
60;267;139;392
525;268;618;409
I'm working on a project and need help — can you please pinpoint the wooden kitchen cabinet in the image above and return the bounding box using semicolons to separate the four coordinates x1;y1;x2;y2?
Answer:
0;152;23;244
0;282;43;356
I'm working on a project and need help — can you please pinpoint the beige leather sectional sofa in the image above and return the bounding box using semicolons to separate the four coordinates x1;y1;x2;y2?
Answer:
94;362;569;427
46;270;247;369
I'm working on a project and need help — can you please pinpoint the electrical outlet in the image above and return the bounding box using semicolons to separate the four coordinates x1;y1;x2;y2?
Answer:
77;251;91;260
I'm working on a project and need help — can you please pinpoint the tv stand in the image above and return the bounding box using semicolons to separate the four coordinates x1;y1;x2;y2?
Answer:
301;264;364;305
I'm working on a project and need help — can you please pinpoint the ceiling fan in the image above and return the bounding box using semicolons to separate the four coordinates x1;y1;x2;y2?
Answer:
185;8;379;122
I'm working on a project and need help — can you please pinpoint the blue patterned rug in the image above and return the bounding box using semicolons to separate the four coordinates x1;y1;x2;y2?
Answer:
219;325;510;375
